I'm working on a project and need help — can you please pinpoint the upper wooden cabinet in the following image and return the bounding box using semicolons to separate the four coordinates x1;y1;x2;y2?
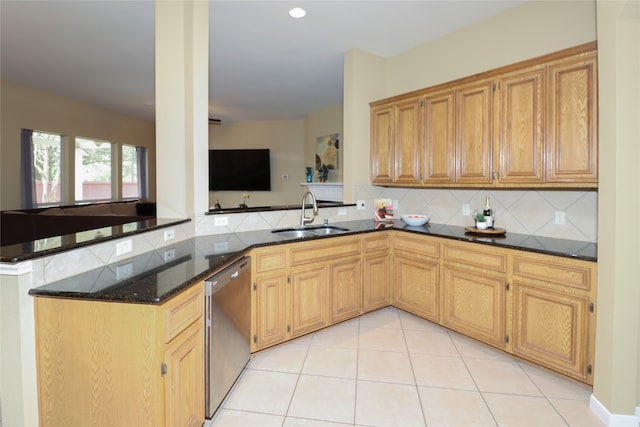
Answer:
545;51;598;183
370;42;598;188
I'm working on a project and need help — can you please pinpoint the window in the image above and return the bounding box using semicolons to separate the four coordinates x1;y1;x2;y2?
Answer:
32;131;63;206
75;137;113;202
122;144;139;199
22;128;149;207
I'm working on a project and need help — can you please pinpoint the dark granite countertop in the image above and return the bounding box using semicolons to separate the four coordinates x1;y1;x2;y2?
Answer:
28;219;597;305
0;218;190;263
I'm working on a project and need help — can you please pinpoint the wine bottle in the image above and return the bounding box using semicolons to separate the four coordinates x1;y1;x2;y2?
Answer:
483;195;493;228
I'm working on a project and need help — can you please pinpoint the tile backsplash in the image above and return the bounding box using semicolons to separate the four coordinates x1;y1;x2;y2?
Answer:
27;185;597;286
196;184;598;243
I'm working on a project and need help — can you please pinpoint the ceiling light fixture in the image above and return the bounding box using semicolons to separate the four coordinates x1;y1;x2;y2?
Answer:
288;7;306;18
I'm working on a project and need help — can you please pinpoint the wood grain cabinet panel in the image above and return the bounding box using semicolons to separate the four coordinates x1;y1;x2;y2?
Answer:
290;265;327;337
546;51;598;183
393;234;441;322
455;79;494;184
253;272;288;350
394;96;423;185
34;282;205;427
423;89;455;184
370;103;395;184
512;282;591;381
363;234;392;312
330;256;363;323
442;265;506;348
497;66;545;183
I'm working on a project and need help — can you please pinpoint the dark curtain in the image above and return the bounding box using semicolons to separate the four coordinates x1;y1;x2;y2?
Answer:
136;146;149;200
20;128;36;209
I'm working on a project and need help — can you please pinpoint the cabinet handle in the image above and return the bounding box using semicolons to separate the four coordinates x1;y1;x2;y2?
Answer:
287;325;291;333
161;362;167;376
505;335;510;344
505;282;510;291
589;302;594;313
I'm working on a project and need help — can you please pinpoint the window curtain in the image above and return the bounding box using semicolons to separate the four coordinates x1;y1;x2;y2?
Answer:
20;128;36;209
136;146;149;200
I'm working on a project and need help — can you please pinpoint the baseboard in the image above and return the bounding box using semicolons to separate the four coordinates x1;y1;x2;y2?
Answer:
590;394;640;427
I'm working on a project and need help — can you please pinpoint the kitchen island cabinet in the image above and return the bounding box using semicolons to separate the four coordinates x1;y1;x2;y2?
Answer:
34;281;205;427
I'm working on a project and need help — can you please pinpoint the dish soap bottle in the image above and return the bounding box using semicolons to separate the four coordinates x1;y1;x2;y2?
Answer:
483;195;493;228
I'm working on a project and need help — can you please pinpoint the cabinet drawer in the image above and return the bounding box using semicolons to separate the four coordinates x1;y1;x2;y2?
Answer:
513;253;593;291
164;282;204;343
290;237;361;267
254;248;287;272
443;242;507;273
363;234;390;253
393;233;439;258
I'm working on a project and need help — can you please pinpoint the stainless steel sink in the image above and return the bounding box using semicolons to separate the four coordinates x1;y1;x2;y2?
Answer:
271;225;350;238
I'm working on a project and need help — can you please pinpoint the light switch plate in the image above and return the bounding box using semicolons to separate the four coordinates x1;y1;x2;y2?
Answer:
164;229;175;241
357;200;365;210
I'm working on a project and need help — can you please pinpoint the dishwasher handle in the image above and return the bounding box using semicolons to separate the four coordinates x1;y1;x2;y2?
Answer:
205;257;250;296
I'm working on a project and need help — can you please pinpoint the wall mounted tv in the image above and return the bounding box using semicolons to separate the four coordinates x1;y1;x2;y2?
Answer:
209;149;271;191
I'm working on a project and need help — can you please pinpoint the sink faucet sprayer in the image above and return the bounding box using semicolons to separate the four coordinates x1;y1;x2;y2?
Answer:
300;191;318;227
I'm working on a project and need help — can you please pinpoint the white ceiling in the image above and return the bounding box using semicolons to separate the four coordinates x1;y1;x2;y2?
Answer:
1;0;526;123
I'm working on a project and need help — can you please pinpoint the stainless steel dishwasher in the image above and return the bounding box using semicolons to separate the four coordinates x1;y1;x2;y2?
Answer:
205;256;251;418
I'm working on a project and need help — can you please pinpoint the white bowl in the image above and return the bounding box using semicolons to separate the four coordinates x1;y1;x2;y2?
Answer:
401;214;430;227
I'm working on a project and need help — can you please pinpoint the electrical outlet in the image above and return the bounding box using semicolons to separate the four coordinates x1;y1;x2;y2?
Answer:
462;204;470;216
163;248;176;262
214;242;229;253
282;174;289;180
115;239;132;256
214;216;229;226
116;263;133;280
555;211;566;225
164;229;175;241
357;200;365;210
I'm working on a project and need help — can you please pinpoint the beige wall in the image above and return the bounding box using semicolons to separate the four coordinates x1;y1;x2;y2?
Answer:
594;0;640;417
0;80;157;211
208;104;343;209
208;119;306;208
305;104;343;183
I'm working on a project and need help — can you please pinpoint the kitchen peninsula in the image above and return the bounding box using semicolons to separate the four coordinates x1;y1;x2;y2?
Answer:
28;219;597;425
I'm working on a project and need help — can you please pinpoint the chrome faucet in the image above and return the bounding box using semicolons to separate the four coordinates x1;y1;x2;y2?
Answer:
300;190;318;227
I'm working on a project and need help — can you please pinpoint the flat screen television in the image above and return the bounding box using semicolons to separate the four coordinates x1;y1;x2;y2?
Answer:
209;149;271;191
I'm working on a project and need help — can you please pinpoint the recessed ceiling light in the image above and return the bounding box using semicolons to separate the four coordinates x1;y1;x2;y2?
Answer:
289;7;306;18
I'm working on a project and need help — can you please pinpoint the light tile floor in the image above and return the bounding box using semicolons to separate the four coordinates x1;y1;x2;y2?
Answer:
206;306;604;427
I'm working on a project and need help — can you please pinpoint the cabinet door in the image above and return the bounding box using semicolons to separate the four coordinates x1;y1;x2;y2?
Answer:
254;273;288;350
330;256;362;323
393;253;440;321
394;96;422;185
497;66;545;183
423;89;455;184
456;80;494;184
442;265;506;348
164;321;205;427
370;103;395;184
512;281;591;382
290;265;327;337
363;252;392;312
546;52;598;183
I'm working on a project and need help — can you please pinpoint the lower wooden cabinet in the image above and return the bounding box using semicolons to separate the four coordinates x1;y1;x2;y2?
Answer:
34;282;205;427
363;234;392;312
251;231;597;385
511;251;596;383
251;236;362;351
442;241;508;349
330;256;363;323
393;234;440;322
